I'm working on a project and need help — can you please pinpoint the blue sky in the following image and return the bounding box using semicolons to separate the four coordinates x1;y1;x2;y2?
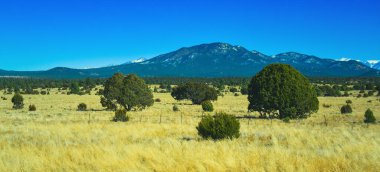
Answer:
0;0;379;71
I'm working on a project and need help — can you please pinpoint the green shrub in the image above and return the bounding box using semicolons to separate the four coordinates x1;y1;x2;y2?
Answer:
12;93;24;109
322;104;331;108
229;87;238;93
155;98;161;102
173;105;179;112
240;86;248;95
282;117;290;123
29;105;36;111
346;100;352;104
112;109;129;122
364;109;376;123
340;105;353;114
201;100;214;112
368;91;374;96
343;91;349;97
234;93;239;96
196;112;240;140
77;103;87;111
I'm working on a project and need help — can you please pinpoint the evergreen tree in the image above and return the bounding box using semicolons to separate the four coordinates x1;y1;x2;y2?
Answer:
248;64;319;119
171;82;218;104
101;73;154;111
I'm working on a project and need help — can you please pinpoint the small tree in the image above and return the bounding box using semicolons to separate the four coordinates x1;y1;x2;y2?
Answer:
171;82;218;104
29;105;37;111
364;109;376;123
340;105;353;114
12;93;24;109
77;103;87;111
113;109;129;122
69;82;80;95
201;100;214;112
196;112;240;140
101;73;154;111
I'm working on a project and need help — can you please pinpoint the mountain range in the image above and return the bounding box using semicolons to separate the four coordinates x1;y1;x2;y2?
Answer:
0;42;379;78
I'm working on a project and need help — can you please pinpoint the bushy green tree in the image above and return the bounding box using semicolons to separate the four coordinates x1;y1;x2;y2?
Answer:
69;82;80;94
248;64;319;119
201;100;214;112
196;112;240;140
340;105;353;114
11;93;24;109
171;82;218;104
364;109;376;123
101;73;154;111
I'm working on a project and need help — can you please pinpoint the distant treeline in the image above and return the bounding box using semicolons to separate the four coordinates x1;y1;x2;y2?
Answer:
0;77;379;94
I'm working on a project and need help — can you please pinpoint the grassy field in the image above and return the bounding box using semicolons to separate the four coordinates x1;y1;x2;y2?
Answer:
0;89;379;171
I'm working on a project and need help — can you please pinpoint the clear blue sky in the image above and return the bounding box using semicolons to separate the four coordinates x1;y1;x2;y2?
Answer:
0;0;379;71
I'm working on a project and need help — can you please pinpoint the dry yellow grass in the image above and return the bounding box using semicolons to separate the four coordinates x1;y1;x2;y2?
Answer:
0;89;379;171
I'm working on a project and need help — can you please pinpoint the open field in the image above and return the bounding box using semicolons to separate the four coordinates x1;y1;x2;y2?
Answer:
0;89;380;171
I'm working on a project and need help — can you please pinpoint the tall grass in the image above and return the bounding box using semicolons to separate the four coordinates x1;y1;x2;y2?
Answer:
0;89;379;171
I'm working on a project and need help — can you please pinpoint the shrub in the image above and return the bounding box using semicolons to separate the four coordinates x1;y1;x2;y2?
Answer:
77;103;87;111
173;105;179;112
343;91;349;97
234;93;239;96
196;112;240;140
229;87;238;93
364;109;376;123
155;98;161;102
29;105;37;111
346;100;352;104
201;100;214;112
322;104;331;108
363;93;369;98
112;109;129;122
11;93;24;109
357;94;362;98
282;117;290;123
240;86;248;95
368;91;374;96
248;64;319;119
340;105;353;114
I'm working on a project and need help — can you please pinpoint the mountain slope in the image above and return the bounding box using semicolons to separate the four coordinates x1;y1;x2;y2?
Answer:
373;62;380;70
0;43;379;78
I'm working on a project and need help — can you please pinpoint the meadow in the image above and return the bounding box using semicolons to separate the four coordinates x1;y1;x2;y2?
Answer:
0;88;379;171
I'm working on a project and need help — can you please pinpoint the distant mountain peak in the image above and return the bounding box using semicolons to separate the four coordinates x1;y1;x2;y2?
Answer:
0;42;379;78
